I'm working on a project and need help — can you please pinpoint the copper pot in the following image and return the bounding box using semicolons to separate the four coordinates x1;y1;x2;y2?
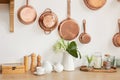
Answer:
112;19;120;47
84;0;107;10
38;8;58;34
79;19;91;44
58;0;79;40
17;0;37;25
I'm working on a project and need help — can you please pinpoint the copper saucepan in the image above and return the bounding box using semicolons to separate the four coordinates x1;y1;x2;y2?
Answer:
112;19;120;47
84;0;107;10
17;0;37;24
79;19;91;44
38;8;58;34
58;0;79;40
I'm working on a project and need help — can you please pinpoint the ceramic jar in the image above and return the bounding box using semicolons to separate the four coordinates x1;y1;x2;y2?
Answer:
62;51;74;71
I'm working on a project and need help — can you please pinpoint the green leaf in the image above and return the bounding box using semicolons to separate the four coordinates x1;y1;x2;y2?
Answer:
66;49;78;58
86;55;93;64
67;41;77;50
53;38;81;59
77;50;81;59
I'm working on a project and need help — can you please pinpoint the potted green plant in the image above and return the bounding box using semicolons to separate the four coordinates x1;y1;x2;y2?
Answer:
86;55;94;69
53;38;81;71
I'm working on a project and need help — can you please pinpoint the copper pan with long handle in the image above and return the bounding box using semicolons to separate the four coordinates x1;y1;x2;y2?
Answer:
58;0;79;40
113;19;120;47
79;19;91;44
17;0;37;25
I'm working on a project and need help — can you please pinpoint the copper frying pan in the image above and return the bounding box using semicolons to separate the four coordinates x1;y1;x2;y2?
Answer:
38;8;58;34
58;0;79;40
79;19;91;44
84;0;106;10
17;0;37;25
112;19;120;47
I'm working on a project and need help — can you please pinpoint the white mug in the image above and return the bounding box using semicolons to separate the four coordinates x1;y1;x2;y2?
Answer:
36;67;45;75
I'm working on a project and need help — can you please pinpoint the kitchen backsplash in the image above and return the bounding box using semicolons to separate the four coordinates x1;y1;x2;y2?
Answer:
0;0;120;68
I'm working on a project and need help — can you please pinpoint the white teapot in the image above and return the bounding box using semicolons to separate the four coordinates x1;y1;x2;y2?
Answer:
53;63;63;73
42;61;53;73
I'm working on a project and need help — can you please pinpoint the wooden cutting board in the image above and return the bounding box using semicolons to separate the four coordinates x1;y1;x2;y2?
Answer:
80;66;117;73
0;0;14;32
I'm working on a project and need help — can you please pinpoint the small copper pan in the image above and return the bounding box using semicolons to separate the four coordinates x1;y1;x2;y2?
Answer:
79;19;91;44
112;19;120;47
38;8;58;34
84;0;106;10
58;0;79;40
17;0;37;25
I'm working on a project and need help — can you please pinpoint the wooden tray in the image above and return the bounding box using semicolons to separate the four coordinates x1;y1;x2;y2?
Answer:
80;66;117;73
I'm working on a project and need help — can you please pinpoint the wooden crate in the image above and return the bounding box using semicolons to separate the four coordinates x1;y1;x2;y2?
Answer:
2;63;25;74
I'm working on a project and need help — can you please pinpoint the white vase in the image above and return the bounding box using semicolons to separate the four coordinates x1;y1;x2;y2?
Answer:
62;51;74;71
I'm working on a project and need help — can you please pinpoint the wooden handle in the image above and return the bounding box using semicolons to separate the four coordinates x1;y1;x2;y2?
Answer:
118;19;120;33
83;19;86;33
118;0;120;2
26;0;28;6
67;0;71;18
10;0;14;32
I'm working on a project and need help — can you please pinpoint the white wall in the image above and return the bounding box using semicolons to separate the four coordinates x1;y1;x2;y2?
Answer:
0;0;120;67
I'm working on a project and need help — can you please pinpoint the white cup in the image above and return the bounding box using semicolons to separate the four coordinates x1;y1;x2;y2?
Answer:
36;67;45;75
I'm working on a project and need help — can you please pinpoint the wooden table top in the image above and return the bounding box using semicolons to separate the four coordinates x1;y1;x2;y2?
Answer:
0;68;120;80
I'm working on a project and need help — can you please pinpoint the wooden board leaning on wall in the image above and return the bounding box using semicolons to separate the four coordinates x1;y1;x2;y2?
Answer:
0;0;9;4
0;0;14;32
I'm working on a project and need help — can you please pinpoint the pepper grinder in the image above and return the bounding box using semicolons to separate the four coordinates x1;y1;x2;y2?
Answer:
37;55;41;67
24;55;29;72
30;53;36;72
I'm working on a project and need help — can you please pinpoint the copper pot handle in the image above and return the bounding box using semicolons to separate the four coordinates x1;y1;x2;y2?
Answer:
26;0;28;6
44;30;51;35
44;8;52;13
118;19;120;33
67;0;71;18
83;19;86;33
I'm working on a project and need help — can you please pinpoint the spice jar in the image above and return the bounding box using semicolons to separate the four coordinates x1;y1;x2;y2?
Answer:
30;53;36;72
103;54;111;69
37;55;41;67
93;52;102;69
24;55;29;72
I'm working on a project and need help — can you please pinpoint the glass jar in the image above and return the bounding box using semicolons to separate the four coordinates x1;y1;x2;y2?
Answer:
93;52;102;69
103;54;111;69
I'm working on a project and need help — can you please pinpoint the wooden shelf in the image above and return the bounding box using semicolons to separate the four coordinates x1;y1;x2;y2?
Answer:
0;0;9;4
0;0;14;32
